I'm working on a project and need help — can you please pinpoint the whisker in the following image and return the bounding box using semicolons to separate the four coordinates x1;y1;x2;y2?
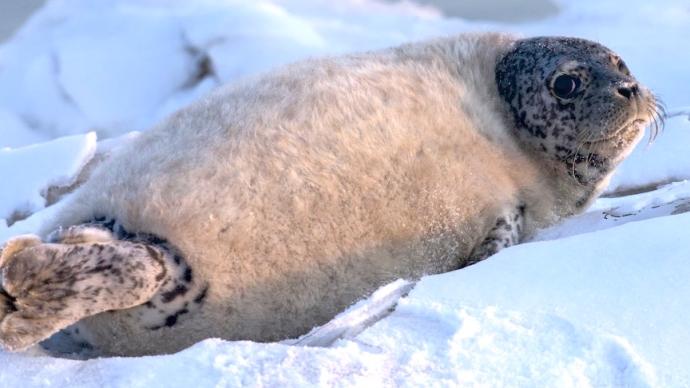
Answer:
645;94;666;145
647;102;658;144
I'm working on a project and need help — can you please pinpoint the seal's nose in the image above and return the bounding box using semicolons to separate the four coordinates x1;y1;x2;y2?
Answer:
616;82;639;100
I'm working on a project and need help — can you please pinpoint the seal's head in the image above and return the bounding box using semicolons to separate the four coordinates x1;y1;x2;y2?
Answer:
495;37;663;185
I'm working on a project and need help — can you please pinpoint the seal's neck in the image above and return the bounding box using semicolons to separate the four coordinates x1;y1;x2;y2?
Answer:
546;148;616;212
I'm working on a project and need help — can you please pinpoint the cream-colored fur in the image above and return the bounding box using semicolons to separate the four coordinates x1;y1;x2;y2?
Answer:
21;33;633;356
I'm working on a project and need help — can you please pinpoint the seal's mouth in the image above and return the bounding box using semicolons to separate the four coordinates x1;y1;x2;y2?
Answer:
584;119;647;145
585;94;666;146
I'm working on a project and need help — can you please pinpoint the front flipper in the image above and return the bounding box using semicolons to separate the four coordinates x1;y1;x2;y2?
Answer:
466;205;525;266
0;229;169;351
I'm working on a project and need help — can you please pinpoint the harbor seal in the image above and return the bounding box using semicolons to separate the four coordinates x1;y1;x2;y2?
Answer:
0;33;662;356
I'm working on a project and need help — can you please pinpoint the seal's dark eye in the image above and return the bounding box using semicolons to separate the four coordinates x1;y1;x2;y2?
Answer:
617;60;630;75
552;74;580;99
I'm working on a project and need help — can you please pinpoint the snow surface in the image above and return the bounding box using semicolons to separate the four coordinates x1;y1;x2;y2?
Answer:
0;132;96;223
1;0;690;387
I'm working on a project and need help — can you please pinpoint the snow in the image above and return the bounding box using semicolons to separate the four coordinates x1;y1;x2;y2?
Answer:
395;211;690;386
53;10;196;132
0;132;96;224
0;109;48;148
0;0;457;141
1;0;690;386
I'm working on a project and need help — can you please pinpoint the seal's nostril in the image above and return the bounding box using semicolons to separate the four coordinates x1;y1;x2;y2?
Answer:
617;83;639;100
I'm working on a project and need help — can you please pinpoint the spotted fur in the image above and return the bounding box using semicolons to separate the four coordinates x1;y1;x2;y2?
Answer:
467;205;525;265
0;223;207;351
76;220;209;332
496;37;659;210
0;231;164;350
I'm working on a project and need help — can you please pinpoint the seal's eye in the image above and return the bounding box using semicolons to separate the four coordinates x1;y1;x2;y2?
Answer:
552;74;580;99
617;60;630;76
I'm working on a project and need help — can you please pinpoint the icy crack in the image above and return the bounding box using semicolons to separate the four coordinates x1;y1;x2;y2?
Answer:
284;279;416;347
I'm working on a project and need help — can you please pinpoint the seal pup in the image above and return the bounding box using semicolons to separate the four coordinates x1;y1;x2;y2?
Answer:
0;33;662;356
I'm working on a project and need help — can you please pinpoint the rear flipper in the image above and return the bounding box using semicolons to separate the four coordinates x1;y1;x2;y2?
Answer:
0;226;172;351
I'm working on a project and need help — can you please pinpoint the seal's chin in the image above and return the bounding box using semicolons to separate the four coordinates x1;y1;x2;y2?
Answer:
626;118;650;143
620;118;649;141
580;120;649;168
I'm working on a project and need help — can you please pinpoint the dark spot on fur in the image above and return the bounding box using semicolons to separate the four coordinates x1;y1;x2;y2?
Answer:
164;315;178;327
161;284;188;303
194;286;209;304
86;264;113;274
0;288;18;313
150;308;191;330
